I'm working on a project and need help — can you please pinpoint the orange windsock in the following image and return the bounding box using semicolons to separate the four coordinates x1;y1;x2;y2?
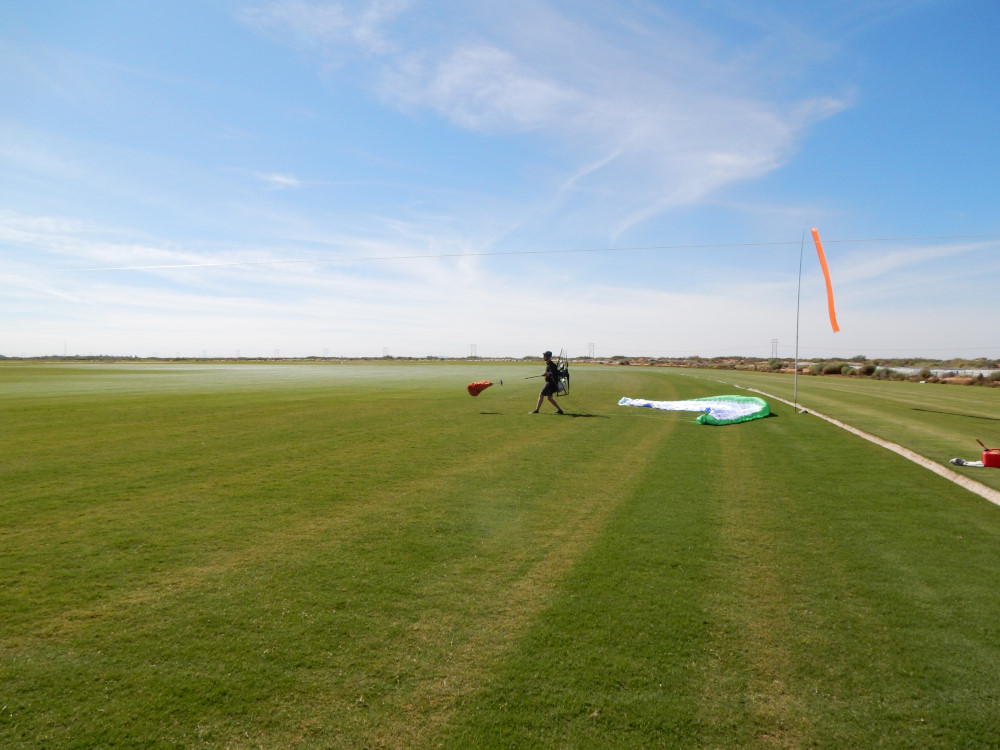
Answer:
467;381;494;397
811;227;840;333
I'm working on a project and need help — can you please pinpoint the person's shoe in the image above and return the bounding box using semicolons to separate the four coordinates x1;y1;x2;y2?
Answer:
949;457;966;466
529;410;539;414
556;410;564;414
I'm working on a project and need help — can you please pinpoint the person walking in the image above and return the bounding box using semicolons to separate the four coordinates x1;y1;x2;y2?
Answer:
530;351;564;414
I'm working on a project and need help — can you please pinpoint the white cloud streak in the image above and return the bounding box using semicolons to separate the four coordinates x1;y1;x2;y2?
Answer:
5;2;991;360
240;0;853;238
255;172;304;189
4;208;998;359
239;0;411;58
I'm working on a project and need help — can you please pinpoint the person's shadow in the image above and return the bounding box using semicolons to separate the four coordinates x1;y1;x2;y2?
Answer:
478;412;608;417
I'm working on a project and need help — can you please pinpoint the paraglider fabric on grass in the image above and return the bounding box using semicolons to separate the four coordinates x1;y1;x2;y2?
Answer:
617;394;770;425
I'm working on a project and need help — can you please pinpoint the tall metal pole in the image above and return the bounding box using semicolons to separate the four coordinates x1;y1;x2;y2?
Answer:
794;229;805;410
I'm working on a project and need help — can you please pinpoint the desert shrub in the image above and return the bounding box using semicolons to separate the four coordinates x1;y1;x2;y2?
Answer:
841;365;856;376
822;361;844;375
919;367;932;379
859;363;877;376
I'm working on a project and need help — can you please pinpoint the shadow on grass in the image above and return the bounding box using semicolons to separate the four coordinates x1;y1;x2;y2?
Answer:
913;408;1000;422
478;411;610;418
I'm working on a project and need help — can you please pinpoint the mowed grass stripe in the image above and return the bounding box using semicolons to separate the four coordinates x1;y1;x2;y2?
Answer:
271;411;682;748
5;364;1000;748
3;367;563;553
685;367;1000;493
3;379;563;633
268;374;687;747
437;388;753;748
437;388;1000;748
2;364;684;747
699;401;1000;748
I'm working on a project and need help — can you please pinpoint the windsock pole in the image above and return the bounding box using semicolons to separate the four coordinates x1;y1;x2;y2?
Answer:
794;229;805;410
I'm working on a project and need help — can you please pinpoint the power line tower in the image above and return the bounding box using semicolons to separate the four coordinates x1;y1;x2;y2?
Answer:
770;339;779;358
588;342;595;358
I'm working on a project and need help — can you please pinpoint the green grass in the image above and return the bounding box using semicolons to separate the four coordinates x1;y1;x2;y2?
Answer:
678;367;1000;492
3;363;1000;748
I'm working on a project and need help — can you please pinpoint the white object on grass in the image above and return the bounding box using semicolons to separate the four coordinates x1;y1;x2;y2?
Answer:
617;394;770;425
950;457;985;468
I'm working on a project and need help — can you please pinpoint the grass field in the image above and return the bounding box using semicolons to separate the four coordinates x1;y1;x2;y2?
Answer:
3;363;1000;748
682;367;1000;494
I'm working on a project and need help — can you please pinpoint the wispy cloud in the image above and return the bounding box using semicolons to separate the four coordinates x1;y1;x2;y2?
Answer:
239;0;410;59
240;0;853;238
0;210;205;270
254;171;304;189
380;43;584;132
838;241;991;286
7;1;989;359
8;205;996;358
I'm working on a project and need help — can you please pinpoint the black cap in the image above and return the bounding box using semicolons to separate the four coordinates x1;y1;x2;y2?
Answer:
543;351;552;357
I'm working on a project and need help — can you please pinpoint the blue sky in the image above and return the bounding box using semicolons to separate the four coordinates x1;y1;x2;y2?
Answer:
2;0;998;359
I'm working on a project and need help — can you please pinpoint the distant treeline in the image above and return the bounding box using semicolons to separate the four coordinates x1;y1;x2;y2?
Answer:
595;355;1000;386
4;354;1000;383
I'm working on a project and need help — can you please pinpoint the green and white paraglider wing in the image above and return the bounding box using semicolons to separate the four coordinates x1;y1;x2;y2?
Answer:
617;394;770;425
